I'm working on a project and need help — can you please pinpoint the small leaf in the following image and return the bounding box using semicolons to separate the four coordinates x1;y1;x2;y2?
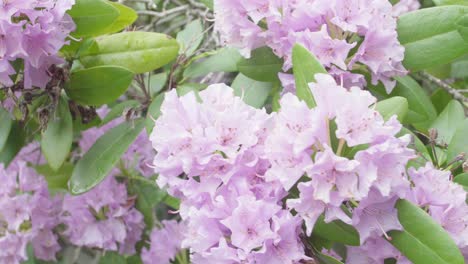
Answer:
146;93;165;135
388;199;464;264
292;44;327;108
177;19;204;57
70;119;145;194
447;118;468;162
237;47;283;82
312;215;360;246
147;72;168;97
0;107;13;152
375;96;408;122
35;163;73;190
41;97;73;171
0;122;25;167
454;173;468;190
104;2;138;34
101;100;140;126
79;32;179;74
67;65;134;106
184;48;242;78
163;194;180;209
231;73;273;108
397;6;468;70
68;0;120;37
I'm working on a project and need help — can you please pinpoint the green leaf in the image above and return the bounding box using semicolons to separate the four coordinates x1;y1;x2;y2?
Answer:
131;181;167;228
104;2;138;34
431;88;452;114
397;6;468;71
41;97;73;171
232;73;273;108
457;14;468;42
199;0;214;10
392;76;438;131
447;118;468;161
70;119;145;194
79;32;179;74
67;66;134;106
146;93;165;135
433;0;468;5
375;96;408;122
312;215;360;246
316;253;345;264
454;173;468;189
388;199;464;264
292;44;327;108
177;19;204;57
99;252;126;264
430;100;465;165
237;47;283;82
147;72;168;97
0;107;13;152
183;48;242;78
451;59;468;78
0;122;25;167
35;163;73;190
163;194;180;209
68;0;120;37
101;100;140;125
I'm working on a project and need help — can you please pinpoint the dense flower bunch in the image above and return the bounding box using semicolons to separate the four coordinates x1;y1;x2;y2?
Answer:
150;74;468;263
141;220;185;263
0;0;75;88
214;0;418;92
0;144;61;264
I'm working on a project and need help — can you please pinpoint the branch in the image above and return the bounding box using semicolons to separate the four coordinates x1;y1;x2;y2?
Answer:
419;71;468;107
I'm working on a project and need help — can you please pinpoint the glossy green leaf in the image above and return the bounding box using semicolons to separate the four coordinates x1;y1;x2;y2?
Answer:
312;215;360;246
41;97;73;171
430;100;465;165
0;122;25;167
177;19;204;56
232;73;273;108
101;100;140;125
35;163;73;190
397;6;468;70
146;93;165;135
67;0;120;37
0;107;13;152
392;76;438;131
183;48;242;78
131;181;167;228
104;2;138;34
237;47;283;82
447;118;468;161
388;199;464;264
292;44;327;108
70;119;145;194
454;173;468;190
375;96;408;122
67;66;134;106
79;32;179;74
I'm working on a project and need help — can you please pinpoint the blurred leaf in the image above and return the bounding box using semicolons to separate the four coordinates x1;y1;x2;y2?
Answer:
99;252;126;264
101;100;140;125
70;119;145;194
68;0;120;37
316;253;345;264
454;173;468;190
105;2;138;34
67;66;134;106
0;122;25;167
35;162;73;190
0;107;13;153
433;0;468;5
431;88;452;114
199;0;214;9
398;6;468;70
237;47;283;82
457;14;468;42
146;93;165;135
163;194;180;209
451;59;468;78
147;72;168;97
41;97;73;171
80;32;179;74
232;73;272;108
392;76;438;131
375;96;408;122
184;48;242;78
389;199;464;264
177;19;204;57
312;215;360;246
131;180;167;229
177;83;207;97
447;118;468;161
292;44;327;108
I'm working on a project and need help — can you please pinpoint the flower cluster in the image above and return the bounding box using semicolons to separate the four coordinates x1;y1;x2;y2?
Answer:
0;144;61;264
141;220;185;264
214;0;416;92
150;74;468;263
150;84;307;263
0;0;75;88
